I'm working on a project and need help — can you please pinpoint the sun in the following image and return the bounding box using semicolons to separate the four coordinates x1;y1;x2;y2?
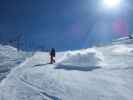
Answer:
103;0;121;9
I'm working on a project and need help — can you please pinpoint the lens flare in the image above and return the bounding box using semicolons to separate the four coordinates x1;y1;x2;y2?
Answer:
113;19;128;36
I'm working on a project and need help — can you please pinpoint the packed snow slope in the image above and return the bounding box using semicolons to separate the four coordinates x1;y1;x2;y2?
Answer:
0;44;31;81
0;38;133;100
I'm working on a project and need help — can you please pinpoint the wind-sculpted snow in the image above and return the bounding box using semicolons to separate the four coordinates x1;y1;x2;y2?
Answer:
0;42;133;100
57;48;105;67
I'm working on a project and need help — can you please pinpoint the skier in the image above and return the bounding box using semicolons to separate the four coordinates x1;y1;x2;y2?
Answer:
129;34;133;39
49;48;56;64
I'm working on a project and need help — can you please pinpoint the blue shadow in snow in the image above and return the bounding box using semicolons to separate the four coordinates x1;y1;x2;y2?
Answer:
55;64;101;71
33;63;50;67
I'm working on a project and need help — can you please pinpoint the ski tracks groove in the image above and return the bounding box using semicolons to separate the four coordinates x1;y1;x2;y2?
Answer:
19;76;61;100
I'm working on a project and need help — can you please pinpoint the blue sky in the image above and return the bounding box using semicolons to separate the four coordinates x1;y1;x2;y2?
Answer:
0;0;133;51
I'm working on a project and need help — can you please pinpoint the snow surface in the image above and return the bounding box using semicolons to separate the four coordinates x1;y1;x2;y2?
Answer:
0;41;133;100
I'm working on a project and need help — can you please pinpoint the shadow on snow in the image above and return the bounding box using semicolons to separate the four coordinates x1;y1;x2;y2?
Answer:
33;63;50;67
55;64;101;71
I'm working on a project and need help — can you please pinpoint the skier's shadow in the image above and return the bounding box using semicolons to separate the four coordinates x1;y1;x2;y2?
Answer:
33;63;50;67
55;64;101;71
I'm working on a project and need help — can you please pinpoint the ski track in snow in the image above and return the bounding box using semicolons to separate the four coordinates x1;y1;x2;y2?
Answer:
19;76;61;100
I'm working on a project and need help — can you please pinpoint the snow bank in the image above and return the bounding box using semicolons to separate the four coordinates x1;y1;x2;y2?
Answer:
0;44;31;81
112;36;133;45
57;48;105;67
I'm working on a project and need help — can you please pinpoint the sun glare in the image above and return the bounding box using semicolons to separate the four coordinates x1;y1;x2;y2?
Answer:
103;0;121;9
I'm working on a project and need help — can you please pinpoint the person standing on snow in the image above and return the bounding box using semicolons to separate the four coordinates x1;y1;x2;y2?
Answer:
50;48;56;64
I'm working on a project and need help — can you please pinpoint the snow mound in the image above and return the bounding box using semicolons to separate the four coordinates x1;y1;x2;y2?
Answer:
57;48;105;67
98;44;133;69
110;45;133;55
